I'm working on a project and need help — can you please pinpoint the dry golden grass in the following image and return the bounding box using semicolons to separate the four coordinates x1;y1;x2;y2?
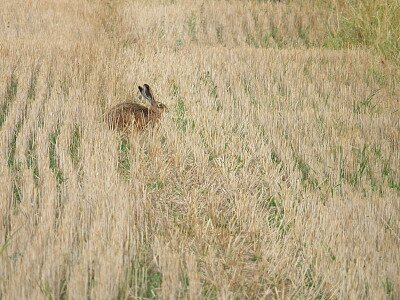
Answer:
1;0;399;299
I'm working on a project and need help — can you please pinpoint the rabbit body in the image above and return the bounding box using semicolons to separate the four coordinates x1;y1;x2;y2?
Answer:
107;84;167;132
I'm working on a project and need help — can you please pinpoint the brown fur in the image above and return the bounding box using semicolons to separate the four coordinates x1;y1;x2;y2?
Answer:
106;84;167;132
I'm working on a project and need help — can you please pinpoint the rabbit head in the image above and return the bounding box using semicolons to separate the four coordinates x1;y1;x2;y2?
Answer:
138;84;168;112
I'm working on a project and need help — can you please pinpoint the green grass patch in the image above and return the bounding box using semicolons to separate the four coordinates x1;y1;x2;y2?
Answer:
382;159;400;192
37;279;53;299
293;153;319;190
0;76;18;127
147;179;163;190
186;12;197;41
128;263;162;299
350;145;370;187
258;195;288;235
322;0;400;66
202;281;218;299
26;134;40;187
28;66;39;100
144;270;162;299
117;136;130;177
271;151;282;165
49;125;65;184
384;277;394;299
8;124;23;205
353;90;379;114
69;125;81;166
0;226;22;256
171;81;190;133
200;71;218;101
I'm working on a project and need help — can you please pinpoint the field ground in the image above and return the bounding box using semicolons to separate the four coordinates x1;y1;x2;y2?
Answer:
1;0;399;299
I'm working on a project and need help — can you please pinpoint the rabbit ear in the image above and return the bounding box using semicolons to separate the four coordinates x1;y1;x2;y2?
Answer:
139;84;156;105
138;85;147;99
143;84;156;103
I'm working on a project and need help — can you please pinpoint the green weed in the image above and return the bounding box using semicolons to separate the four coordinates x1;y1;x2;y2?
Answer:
49;125;65;184
69;125;81;166
26;134;40;187
353;90;379;114
118;136;130;177
186;12;197;41
0;76;18;127
323;0;400;66
8;124;23;205
171;81;189;133
350;145;369;187
0;227;22;256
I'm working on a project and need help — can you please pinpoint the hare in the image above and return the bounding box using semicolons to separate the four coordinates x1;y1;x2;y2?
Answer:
107;84;167;132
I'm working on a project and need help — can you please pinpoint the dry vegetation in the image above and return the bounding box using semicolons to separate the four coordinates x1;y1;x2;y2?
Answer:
1;0;400;299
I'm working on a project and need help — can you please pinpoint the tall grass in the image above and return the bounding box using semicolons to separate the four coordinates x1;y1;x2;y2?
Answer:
320;0;400;65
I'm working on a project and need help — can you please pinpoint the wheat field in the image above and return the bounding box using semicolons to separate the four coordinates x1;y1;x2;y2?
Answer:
1;0;399;299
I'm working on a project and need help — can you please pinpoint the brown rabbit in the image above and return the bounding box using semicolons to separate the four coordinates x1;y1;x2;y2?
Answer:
107;84;167;132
